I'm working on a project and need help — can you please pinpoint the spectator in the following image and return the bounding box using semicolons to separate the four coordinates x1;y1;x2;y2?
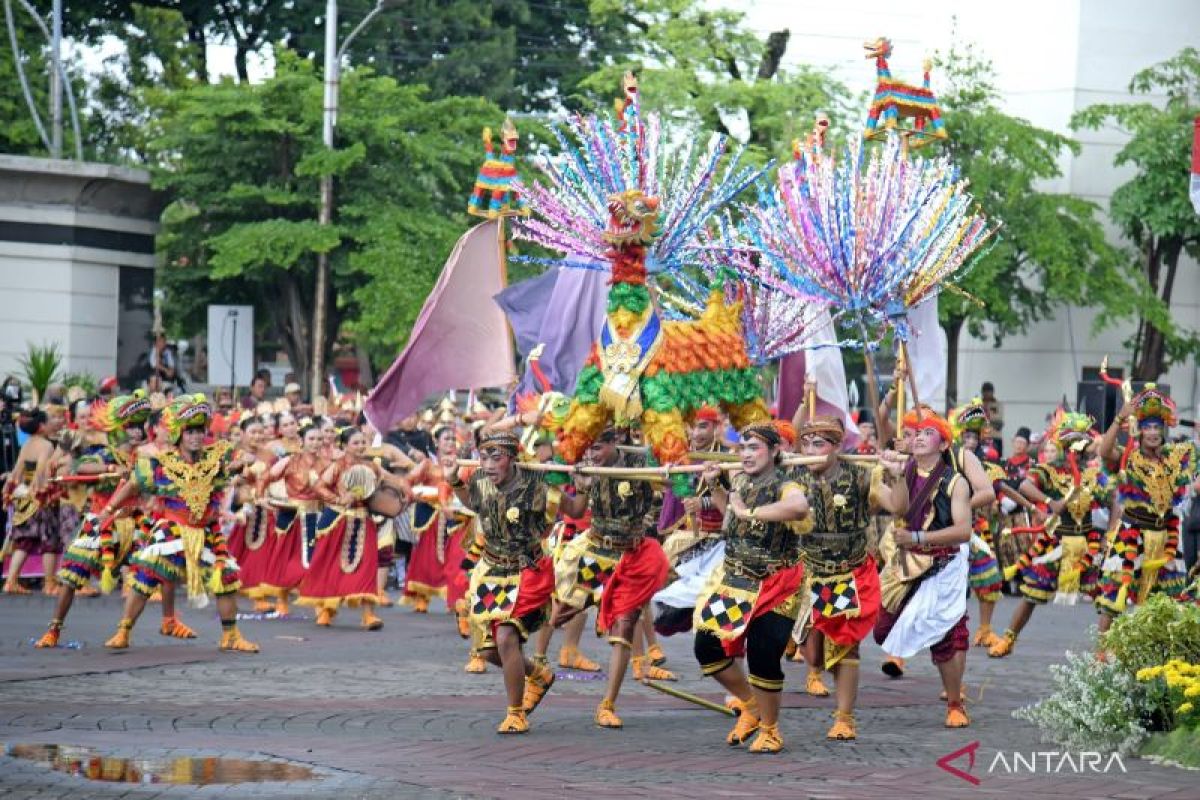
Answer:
1005;426;1033;483
981;381;1004;456
148;333;181;389
240;374;269;411
284;382;303;408
98;376;119;399
385;413;435;460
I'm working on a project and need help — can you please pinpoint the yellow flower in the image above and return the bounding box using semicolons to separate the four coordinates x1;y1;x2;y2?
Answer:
505;507;520;523
1137;666;1163;681
1185;685;1200;698
1177;702;1194;715
617;481;633;499
832;494;847;508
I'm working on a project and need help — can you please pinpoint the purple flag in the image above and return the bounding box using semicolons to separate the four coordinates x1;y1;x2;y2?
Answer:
494;263;608;395
365;220;516;432
777;310;860;448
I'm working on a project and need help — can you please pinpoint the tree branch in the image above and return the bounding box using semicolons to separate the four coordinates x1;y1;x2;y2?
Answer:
756;30;789;81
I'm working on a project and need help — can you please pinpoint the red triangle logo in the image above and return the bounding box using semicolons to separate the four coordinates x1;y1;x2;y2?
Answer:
937;740;981;785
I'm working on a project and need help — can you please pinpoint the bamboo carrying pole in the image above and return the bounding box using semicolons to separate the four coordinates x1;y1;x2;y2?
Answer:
456;453;878;480
642;680;736;716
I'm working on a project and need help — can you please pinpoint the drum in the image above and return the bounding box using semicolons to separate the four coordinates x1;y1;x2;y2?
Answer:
340;464;378;503
368;485;404;518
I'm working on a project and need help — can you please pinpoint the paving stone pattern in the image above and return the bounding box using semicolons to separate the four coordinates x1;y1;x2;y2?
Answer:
0;594;1197;799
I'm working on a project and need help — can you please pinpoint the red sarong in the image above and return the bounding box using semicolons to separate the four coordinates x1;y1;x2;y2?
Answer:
810;556;881;646
722;563;805;658
297;512;378;606
597;538;669;632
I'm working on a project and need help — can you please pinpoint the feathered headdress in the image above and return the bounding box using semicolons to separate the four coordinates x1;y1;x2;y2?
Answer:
950;397;989;441
1133;384;1176;428
1052;410;1094;450
88;390;152;445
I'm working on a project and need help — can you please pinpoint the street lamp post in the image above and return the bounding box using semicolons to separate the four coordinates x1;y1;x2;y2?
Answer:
311;0;387;402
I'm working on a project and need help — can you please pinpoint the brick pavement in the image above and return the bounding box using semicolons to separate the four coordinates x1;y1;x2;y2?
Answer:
0;593;1197;799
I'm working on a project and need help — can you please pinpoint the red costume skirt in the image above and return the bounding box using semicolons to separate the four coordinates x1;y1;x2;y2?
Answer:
253;506;319;595
809;556;881;646
297;509;379;608
403;502;447;600
597;538;669;633
443;522;470;609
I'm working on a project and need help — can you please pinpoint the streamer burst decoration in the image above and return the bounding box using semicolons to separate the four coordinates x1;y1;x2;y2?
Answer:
739;133;998;345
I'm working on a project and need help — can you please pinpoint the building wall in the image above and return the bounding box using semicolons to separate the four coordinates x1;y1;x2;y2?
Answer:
0;156;161;388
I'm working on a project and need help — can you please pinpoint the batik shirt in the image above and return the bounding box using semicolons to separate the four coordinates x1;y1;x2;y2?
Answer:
724;470;807;578
467;469;552;568
587;452;656;547
789;463;875;573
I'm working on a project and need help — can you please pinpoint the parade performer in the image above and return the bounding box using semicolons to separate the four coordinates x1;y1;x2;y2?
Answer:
1096;385;1196;629
450;431;557;734
553;427;670;728
990;412;1109;657
96;395;258;652
874;410;973;728
950;400;1006;650
692;422;809;754
298;427;406;629
250;421;328;615
653;407;730;637
402;424;461;613
2;407;66;593
790;415;907;740
35;392;196;646
224;415;273;569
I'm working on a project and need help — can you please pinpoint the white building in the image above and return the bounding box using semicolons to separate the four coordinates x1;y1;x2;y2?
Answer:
0;156;163;386
742;0;1200;437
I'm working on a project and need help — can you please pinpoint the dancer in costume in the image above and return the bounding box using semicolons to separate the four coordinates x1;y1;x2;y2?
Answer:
1096;385;1196;629
450;431;557;734
252;421;328;615
36;392;195;646
874;410;973;728
299;427;408;629
653;407;731;638
990;412;1110;657
402;424;461;613
224;415;273;567
950;400;1006;651
692;422;809;754
790;415;907;740
97;395;258;652
2;407;66;593
554;427;670;728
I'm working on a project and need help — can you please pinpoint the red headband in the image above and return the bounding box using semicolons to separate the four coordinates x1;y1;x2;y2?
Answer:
694;406;722;424
903;409;953;445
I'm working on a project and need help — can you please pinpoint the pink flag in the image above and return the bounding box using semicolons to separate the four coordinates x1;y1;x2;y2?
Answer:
364;220;516;432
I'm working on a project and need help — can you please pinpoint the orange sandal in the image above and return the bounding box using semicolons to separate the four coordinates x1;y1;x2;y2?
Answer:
105;619;133;649
160;617;198;639
522;664;556;714
35;621;62;649
219;628;260;653
559;646;601;672
748;722;784;754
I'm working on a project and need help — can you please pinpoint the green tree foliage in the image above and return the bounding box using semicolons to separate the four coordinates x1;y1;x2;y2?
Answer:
1072;47;1200;380
580;0;850;162
147;52;500;384
933;43;1127;404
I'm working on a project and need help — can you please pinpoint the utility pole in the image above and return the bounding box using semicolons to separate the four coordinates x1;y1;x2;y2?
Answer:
49;0;62;158
311;0;387;403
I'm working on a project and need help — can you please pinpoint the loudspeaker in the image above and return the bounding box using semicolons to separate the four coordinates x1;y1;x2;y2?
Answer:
1076;381;1170;431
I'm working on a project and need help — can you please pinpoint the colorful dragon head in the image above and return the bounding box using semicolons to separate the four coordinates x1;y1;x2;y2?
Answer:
604;189;661;248
1052;411;1094;452
1133;383;1176;428
950;397;989;443
864;36;893;60
88;390;152;445
162;394;213;443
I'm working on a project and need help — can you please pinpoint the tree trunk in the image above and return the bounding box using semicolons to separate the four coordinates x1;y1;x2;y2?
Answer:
1133;236;1182;381
944;316;964;410
235;42;250;84
186;23;208;83
756;31;790;80
277;273;311;390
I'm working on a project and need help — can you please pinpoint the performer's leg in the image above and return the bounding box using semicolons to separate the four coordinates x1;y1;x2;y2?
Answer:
695;629;757;745
802;629;830;696
640;603;666;665
597;611;638;728
217;592;259;652
632;618;676;680
990;600;1035;658
106;589;150;648
41;551;60;592
973;598;1000;647
533;616;554;665
35;584;76;647
157;582;196;638
745;614;791;753
4;546;30;591
828;645;860;740
932;619;969;727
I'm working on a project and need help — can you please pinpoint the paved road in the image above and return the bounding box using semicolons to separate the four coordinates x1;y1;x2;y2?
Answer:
0;592;1196;800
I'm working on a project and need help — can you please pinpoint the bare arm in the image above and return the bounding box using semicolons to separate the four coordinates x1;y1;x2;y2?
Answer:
873;450;910;515
730;482;809;522
1099;400;1132;466
959;449;997;510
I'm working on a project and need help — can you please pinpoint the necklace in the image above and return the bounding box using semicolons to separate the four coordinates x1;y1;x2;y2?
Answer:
157;441;231;521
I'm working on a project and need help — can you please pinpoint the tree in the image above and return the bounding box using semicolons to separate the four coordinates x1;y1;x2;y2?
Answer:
0;7;53;155
1072;47;1200;381
147;52;501;386
932;43;1128;405
579;0;850;163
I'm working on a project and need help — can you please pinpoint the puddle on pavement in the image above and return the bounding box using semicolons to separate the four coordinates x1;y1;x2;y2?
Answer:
5;744;317;784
